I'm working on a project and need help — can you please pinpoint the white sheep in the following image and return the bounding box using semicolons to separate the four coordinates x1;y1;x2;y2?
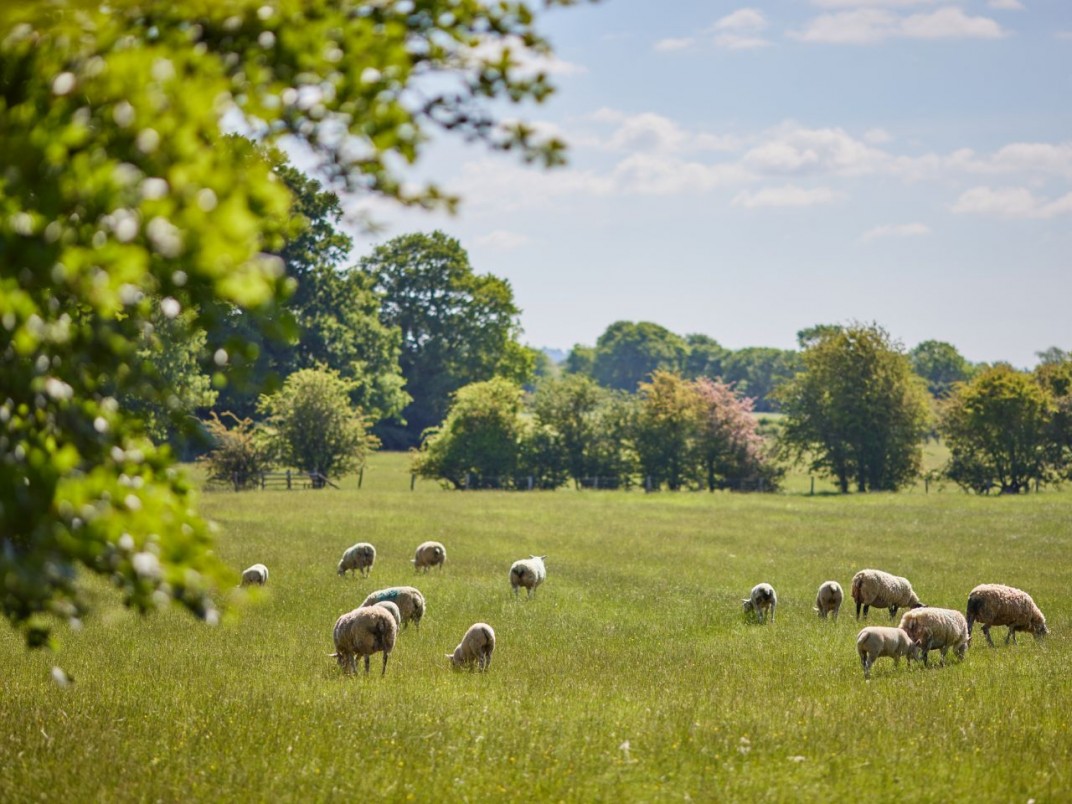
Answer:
899;607;970;667
361;586;426;630
337;542;376;578
742;583;777;624
240;563;269;587
371;600;402;628
856;625;922;680
814;580;844;620
509;556;547;598
851;569;923;620
330;606;398;676
412;540;446;573
966;584;1048;647
446;622;496;671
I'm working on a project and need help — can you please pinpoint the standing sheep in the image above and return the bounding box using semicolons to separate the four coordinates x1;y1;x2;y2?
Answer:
446;623;496;671
361;586;426;630
412;541;446;573
966;584;1048;647
851;569;923;620
240;563;269;587
856;626;922;680
370;600;402;628
815;580;844;620
509;556;547;598
742;583;777;624
330;606;398;676
900;607;970;667
337;542;376;578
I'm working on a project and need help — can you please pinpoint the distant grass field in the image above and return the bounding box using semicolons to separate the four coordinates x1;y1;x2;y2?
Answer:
1;452;1069;801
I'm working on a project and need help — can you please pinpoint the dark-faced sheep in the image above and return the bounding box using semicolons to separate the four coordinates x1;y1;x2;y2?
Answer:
851;569;923;620
966;584;1047;647
337;542;376;578
510;556;546;598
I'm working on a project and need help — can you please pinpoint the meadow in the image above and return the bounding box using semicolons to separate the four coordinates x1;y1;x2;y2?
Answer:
1;452;1069;802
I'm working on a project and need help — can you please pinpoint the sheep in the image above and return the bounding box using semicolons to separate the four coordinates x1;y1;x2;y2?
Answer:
509;556;547;598
412;540;446;573
966;584;1048;647
856;626;922;680
240;563;269;587
742;583;777;624
814;580;844;620
899;607;970;667
371;600;402;628
360;586;426;630
330;606;397;676
337;542;376;578
446;622;496;671
851;569;923;621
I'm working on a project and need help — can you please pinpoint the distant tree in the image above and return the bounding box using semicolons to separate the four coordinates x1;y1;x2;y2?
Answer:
633;371;700;490
531;375;609;485
199;413;274;491
721;347;800;412
910;340;975;398
1036;346;1071;367
692;378;770;491
684;333;729;380
797;324;844;349
563;344;596;376
591;321;689;392
775;324;931;493
1035;357;1072;477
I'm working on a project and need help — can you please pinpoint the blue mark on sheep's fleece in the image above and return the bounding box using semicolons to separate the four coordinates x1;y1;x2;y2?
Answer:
369;588;401;602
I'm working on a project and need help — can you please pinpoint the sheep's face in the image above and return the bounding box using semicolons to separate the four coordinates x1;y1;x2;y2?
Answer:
446;649;465;669
1032;620;1049;639
337;563;346;576
741;599;754;614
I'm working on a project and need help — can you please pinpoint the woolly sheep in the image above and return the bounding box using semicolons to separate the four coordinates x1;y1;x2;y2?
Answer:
966;584;1048;647
742;583;777;624
337;542;376;578
361;586;426;630
371;600;402;628
330;606;397;676
815;580;844;620
446;622;496;671
412;541;446;573
900;607;969;667
240;563;269;587
851;569;923;621
509;556;547;598
856;626;922;680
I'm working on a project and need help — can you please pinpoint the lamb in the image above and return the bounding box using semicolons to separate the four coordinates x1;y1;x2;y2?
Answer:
856;626;922;680
240;563;269;587
851;569;923;620
412;540;446;573
330;606;397;676
337;542;376;578
509;556;547;598
446;622;496;671
360;586;426;630
899;607;970;667
966;584;1048;647
371;600;402;628
742;583;777;624
814;580;844;620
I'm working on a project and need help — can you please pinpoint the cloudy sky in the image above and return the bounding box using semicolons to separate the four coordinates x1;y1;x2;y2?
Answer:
345;0;1071;368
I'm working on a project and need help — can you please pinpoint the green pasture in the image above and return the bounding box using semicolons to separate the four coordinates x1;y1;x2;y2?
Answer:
1;452;1069;801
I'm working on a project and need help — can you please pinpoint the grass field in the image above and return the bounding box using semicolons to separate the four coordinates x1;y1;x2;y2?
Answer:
1;452;1069;802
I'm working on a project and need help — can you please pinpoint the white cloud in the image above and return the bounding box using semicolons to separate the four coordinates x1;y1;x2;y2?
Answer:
864;128;893;145
900;8;1007;39
951;187;1072;219
987;0;1025;10
474;230;532;250
791;8;1007;44
612;153;753;195
860;222;931;241
654;37;695;52
812;0;940;7
464;35;587;78
587;108;740;154
732;185;844;208
710;8;772;49
743;124;889;176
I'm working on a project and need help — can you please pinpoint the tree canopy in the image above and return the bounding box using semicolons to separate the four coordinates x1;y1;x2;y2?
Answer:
590;321;689;392
910;339;975;398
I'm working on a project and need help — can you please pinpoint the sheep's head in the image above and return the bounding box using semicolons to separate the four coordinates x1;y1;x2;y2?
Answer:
741;599;754;614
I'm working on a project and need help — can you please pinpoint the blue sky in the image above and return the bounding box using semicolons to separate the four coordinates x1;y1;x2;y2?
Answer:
345;0;1072;369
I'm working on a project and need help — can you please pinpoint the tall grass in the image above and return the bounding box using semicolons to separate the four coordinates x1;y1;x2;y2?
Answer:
1;453;1069;801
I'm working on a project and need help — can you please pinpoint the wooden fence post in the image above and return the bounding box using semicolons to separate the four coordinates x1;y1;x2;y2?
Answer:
410;473;416;491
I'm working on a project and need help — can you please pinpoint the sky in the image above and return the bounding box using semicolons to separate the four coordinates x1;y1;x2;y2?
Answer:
341;0;1072;369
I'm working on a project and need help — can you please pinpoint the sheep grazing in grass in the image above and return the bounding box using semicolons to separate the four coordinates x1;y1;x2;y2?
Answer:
361;586;426;630
966;584;1048;647
371;600;402;628
412;541;446;573
851;569;923;621
742;583;777;624
330;606;397;676
815;580;844;620
899;607;969;667
240;563;269;587
337;542;376;578
509;556;547;598
446;623;496;671
856;626;922;680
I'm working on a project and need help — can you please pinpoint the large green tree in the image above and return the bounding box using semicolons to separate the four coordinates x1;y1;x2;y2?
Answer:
0;0;576;646
721;347;799;412
910;339;975;398
590;321;689;392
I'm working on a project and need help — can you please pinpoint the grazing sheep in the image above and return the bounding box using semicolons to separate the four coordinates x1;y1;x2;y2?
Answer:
851;569;923;620
412;541;446;573
815;580;844;620
361;586;426;630
856;626;922;680
509;556;547;598
966;584;1048;647
900;607;970;667
371;600;402;628
446;622;496;671
240;563;269;587
742;583;777;624
330;606;397;676
337;542;376;578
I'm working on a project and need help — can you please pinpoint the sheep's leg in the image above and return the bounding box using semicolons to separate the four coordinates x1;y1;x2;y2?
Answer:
982;625;995;647
939;646;948;666
1006;627;1018;645
364;655;371;674
381;652;389;676
769;604;775;624
888;605;898;620
862;603;870;619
